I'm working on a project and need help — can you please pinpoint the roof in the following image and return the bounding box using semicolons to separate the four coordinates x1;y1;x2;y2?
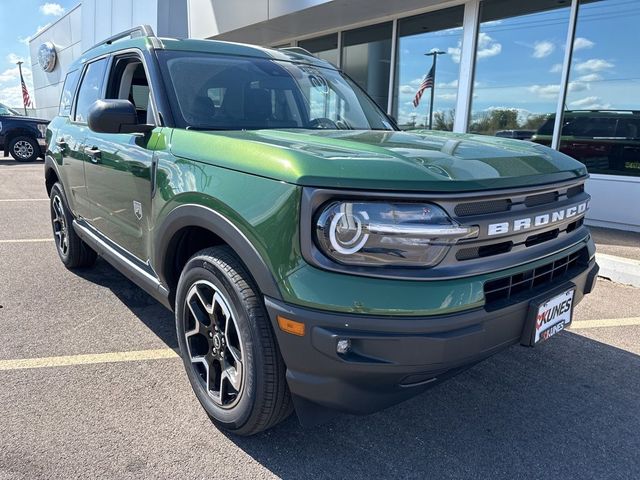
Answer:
70;31;336;72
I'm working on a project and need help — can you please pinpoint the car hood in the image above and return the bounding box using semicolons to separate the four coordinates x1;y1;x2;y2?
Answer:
2;115;49;124
170;128;587;192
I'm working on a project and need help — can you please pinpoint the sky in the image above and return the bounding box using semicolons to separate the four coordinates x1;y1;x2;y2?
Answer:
0;0;78;108
394;0;640;127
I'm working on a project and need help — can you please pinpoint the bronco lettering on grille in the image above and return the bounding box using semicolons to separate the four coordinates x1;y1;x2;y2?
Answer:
487;201;589;236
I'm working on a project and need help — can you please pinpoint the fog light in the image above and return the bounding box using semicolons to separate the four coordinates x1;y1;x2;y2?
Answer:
336;339;351;354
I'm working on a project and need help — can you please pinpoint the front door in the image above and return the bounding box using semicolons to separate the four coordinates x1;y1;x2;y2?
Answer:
82;54;160;262
59;59;108;219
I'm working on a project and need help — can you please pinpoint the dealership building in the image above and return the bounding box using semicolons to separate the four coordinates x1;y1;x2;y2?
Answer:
29;0;639;231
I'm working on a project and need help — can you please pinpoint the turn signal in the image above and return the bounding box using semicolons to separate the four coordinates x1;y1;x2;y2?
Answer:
277;316;305;336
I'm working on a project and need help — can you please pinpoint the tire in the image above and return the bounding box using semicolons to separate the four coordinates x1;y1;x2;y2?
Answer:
49;182;97;269
9;136;40;162
176;246;292;436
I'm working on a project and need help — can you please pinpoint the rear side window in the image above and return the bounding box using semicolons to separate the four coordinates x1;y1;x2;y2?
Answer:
59;69;80;116
616;118;640;139
536;118;554;136
562;116;617;137
74;58;108;123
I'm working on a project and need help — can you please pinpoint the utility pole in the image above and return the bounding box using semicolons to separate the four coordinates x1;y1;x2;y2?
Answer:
16;61;28;115
424;51;446;129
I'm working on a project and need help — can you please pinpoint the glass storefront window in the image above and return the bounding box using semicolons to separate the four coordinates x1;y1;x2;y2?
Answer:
298;34;339;66
341;22;392;112
470;0;571;139
393;6;464;130
558;0;640;177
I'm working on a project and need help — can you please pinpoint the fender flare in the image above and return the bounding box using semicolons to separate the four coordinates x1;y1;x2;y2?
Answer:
154;203;283;302
44;154;61;194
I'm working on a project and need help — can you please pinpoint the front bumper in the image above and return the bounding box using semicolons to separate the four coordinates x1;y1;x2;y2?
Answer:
266;257;598;418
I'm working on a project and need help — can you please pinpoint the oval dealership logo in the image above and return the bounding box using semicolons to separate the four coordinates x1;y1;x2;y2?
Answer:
38;42;57;72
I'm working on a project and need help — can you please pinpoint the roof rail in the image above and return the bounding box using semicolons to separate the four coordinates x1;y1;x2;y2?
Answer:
90;25;156;51
279;46;316;58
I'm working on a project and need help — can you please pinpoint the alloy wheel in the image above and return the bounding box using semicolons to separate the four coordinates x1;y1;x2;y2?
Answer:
51;195;69;257
13;140;34;160
184;280;245;408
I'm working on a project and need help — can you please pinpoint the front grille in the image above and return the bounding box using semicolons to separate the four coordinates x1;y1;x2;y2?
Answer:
483;247;588;308
525;191;558;207
566;184;584;198
454;199;511;217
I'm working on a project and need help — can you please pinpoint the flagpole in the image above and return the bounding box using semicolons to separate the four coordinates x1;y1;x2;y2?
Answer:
16;61;28;115
424;51;446;129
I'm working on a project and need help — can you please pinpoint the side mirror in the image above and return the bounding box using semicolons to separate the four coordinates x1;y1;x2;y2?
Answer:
87;99;154;134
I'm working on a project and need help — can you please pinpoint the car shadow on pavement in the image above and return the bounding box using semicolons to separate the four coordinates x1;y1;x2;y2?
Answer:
0;157;45;167
227;332;639;479
74;258;177;348
68;258;639;478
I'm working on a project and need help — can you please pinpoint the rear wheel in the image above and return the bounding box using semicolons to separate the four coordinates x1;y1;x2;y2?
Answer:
175;246;292;436
49;183;97;269
9;136;40;162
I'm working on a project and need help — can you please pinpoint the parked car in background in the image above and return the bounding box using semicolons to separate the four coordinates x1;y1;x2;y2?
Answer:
532;110;640;177
495;129;536;140
0;103;49;162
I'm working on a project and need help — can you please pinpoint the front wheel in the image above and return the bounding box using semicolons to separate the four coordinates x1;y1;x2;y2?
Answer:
9;136;40;162
49;183;97;269
175;246;292;436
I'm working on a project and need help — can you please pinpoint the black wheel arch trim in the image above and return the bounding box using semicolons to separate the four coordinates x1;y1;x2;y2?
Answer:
154;203;283;304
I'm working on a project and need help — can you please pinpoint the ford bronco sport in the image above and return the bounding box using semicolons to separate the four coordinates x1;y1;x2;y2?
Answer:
44;26;599;436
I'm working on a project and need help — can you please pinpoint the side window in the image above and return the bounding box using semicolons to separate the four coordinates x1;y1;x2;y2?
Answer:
59;69;80;116
74;59;108;123
105;56;152;124
616;118;640;139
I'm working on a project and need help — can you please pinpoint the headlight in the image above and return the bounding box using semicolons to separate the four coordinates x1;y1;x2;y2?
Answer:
37;124;47;137
315;201;478;267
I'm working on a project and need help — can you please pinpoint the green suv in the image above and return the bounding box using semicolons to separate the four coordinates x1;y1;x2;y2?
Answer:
45;26;598;435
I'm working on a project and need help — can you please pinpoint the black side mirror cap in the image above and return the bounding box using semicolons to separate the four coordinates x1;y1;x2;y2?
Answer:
87;99;154;134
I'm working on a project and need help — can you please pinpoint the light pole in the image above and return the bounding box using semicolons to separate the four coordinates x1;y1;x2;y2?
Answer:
424;50;446;129
16;61;28;115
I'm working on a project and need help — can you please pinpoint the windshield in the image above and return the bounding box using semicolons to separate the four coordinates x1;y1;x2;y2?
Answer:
0;104;20;116
158;51;395;131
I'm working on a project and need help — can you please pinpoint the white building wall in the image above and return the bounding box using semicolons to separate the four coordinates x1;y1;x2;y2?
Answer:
187;0;331;39
29;5;82;120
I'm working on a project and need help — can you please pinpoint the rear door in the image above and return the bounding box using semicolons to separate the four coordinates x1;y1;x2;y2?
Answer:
82;51;160;262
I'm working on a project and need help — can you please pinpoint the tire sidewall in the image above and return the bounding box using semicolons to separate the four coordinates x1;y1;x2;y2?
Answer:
10;136;40;162
176;257;261;430
49;183;73;265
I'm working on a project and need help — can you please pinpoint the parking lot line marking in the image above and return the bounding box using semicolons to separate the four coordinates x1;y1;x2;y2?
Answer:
0;238;54;244
570;317;640;330
0;348;180;371
0;198;49;202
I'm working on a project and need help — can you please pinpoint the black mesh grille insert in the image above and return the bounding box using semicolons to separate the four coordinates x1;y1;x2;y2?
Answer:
456;242;513;261
525;191;558;207
455;199;511;217
483;248;588;308
566;184;584;198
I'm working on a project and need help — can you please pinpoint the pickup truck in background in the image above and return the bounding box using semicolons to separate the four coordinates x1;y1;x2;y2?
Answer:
0;103;49;162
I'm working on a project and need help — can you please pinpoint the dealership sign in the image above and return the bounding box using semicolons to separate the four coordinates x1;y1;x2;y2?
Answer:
38;42;57;72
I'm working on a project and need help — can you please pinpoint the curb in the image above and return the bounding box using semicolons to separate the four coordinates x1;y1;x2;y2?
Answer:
596;253;640;288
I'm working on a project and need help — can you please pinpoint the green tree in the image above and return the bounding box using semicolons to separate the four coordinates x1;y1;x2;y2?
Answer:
433;109;455;131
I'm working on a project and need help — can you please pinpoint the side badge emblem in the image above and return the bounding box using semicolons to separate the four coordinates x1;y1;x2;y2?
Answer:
133;201;143;220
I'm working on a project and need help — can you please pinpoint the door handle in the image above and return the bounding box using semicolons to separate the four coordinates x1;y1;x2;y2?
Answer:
85;146;101;162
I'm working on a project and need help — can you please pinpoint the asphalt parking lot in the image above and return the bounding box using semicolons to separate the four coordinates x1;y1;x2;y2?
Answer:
1;155;639;480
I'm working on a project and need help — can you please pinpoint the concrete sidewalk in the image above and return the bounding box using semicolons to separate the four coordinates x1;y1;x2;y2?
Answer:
590;226;640;287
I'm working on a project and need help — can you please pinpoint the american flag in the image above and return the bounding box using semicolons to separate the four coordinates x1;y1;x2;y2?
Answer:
20;75;32;108
412;65;434;108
